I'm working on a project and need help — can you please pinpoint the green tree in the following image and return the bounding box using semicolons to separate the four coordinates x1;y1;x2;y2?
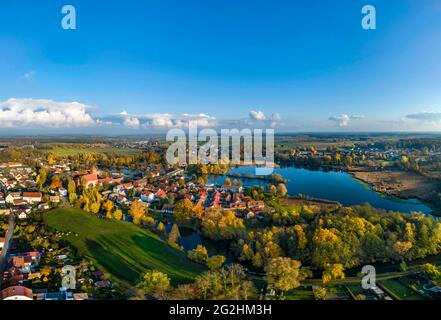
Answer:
139;270;170;300
206;255;226;271
188;245;208;264
264;257;304;296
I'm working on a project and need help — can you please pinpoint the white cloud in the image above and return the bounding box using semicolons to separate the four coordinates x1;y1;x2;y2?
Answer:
123;117;140;129
0;98;95;128
329;114;363;127
405;112;441;122
115;112;216;129
23;70;37;80
249;110;266;121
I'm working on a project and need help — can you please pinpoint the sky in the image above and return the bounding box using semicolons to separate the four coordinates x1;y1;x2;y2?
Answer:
0;0;441;134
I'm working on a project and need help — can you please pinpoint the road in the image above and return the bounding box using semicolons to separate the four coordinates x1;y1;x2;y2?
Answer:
0;213;15;288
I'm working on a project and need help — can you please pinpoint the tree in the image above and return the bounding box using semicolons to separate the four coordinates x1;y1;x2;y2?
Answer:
37;167;48;190
139;270;170;300
168;224;181;243
173;199;194;223
268;184;277;196
68;192;77;205
322;264;345;284
90;202;101;215
187;245;208;264
157;221;166;234
67;178;76;194
277;183;288;197
129;200;147;225
113;208;123;220
49;175;62;190
313;287;328;300
206;255;226;271
264;257;304;295
102;200;114;213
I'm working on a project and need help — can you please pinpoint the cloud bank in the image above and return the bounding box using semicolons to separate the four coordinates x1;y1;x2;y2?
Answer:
0;98;95;128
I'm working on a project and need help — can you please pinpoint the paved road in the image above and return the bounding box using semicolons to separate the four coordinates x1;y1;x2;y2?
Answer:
0;213;15;288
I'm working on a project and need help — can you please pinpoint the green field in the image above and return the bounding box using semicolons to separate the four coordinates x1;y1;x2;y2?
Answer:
379;279;424;300
40;146;140;156
43;208;205;291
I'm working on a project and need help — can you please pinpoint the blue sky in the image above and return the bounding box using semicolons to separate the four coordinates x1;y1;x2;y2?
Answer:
0;0;441;133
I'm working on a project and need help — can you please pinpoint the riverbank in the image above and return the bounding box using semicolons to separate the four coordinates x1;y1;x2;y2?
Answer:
348;167;438;204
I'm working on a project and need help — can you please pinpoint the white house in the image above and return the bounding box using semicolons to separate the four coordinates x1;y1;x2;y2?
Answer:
140;191;155;203
22;192;42;203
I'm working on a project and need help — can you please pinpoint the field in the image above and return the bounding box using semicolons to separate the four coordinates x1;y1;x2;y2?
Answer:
378;278;424;300
43;208;205;293
40;146;140;156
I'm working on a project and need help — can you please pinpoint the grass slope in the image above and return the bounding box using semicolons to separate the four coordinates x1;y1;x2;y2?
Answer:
44;208;204;289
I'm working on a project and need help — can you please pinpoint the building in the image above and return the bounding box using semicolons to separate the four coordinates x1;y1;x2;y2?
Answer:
22;192;42;203
5;192;21;204
0;237;5;250
0;286;33;300
77;173;98;188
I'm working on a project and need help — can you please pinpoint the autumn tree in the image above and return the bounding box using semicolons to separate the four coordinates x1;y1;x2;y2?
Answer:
139;270;170;300
168;224;181;243
264;257;305;296
187;245;208;264
322;263;345;284
49;175;62;190
277;183;288;197
173;199;194;223
129;200;147;225
102;200;114;214
206;255;226;271
113;208;123;220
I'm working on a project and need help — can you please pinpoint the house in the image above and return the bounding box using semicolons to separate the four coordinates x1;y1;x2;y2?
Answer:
78;173;98;188
0;286;33;300
58;187;67;197
6;192;21;204
22;192;42;203
0;237;5;250
0;207;10;216
73;293;89;300
38;203;50;210
247;200;265;211
50;195;60;203
140;191;155;203
17;211;28;220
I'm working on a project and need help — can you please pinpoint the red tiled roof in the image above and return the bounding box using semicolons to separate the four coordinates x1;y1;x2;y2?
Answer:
22;192;42;198
82;173;98;182
0;286;33;300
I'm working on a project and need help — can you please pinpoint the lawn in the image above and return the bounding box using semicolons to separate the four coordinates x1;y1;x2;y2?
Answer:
285;286;315;300
40;146;140;156
379;278;424;300
43;208;205;291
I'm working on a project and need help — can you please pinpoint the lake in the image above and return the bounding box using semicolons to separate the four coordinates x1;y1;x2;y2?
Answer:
209;166;432;214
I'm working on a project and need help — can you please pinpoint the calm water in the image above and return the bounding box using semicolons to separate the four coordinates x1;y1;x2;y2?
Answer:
209;166;432;214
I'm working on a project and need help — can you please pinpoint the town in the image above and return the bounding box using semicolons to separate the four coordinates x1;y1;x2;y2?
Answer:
1;135;441;301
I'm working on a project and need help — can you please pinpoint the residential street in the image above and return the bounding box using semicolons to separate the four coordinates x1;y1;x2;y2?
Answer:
0;213;15;288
